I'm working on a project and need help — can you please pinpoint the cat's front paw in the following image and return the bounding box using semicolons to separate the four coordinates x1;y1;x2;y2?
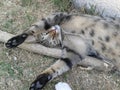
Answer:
29;73;52;90
5;33;28;48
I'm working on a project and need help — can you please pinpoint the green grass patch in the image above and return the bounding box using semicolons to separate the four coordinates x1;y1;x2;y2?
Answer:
21;0;33;7
52;0;72;12
0;62;14;76
2;19;14;32
22;12;36;29
20;0;39;8
1;11;36;33
0;2;3;7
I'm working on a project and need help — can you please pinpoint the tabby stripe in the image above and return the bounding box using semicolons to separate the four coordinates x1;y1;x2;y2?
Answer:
61;58;73;69
42;19;51;30
62;46;83;60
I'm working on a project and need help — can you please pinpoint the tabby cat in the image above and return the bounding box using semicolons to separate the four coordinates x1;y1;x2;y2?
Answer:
5;13;120;90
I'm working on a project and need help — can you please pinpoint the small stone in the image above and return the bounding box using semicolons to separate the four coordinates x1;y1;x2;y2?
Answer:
55;82;72;90
13;56;17;61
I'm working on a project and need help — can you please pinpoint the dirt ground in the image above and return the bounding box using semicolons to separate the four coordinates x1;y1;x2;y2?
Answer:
0;0;120;90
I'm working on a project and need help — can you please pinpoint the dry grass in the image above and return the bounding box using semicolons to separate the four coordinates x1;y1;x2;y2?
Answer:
0;0;120;90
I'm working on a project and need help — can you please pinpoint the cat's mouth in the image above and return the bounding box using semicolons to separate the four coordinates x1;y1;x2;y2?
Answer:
39;25;62;47
47;25;61;39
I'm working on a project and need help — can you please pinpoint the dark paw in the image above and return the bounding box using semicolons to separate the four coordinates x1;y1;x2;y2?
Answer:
29;73;52;90
5;33;28;48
